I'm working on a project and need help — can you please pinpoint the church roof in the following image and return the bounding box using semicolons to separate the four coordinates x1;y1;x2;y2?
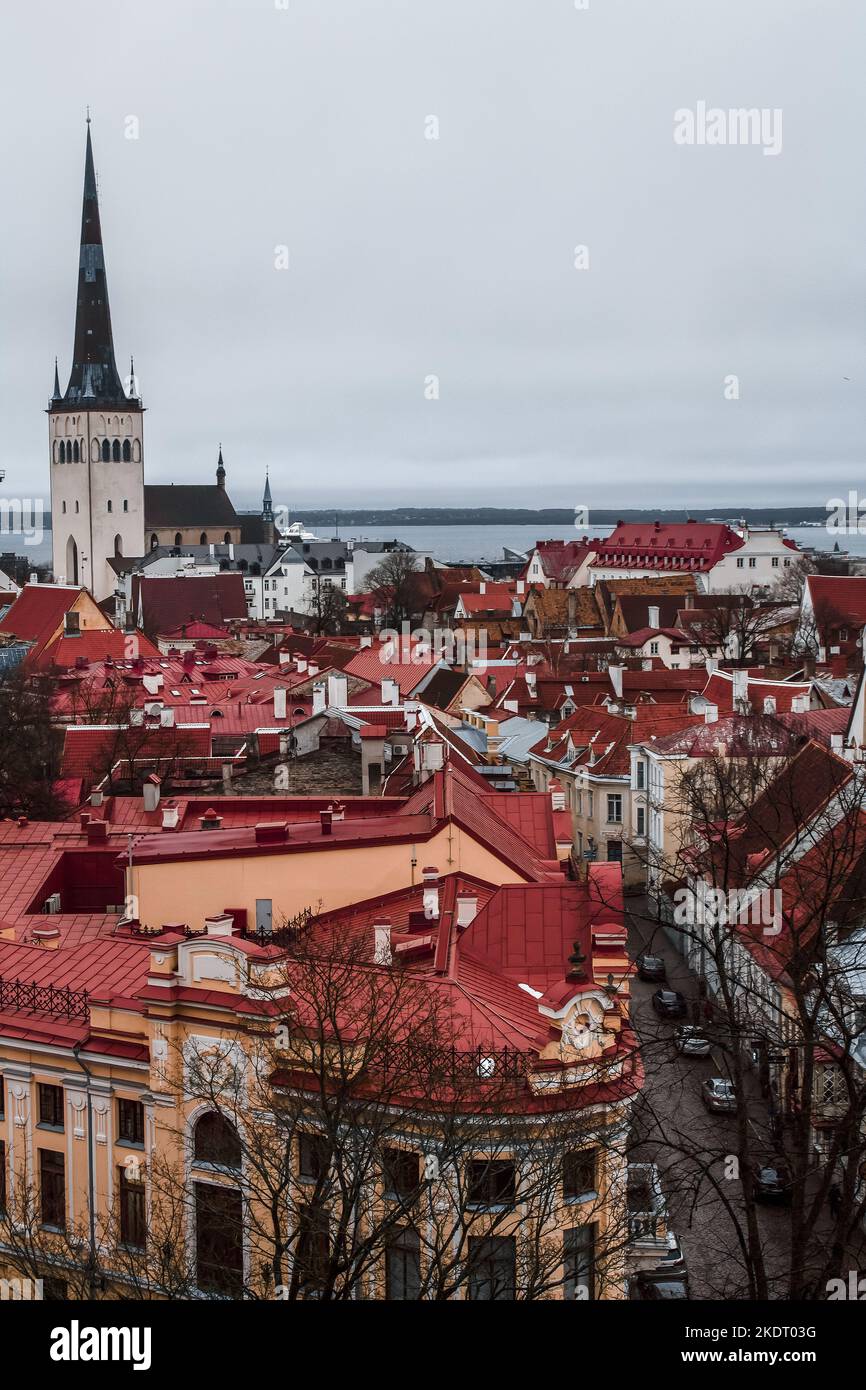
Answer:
55;122;133;409
144;485;240;528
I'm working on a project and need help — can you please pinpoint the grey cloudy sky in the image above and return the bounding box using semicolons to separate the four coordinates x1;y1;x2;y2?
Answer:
1;0;863;511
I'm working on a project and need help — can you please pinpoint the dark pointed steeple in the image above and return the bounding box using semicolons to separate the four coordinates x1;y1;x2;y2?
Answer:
216;445;226;489
262;469;273;521
57;118;130;407
52;357;62;402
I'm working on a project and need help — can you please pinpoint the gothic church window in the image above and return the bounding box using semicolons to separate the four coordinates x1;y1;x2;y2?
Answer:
112;439;121;461
122;440;131;461
101;439;111;462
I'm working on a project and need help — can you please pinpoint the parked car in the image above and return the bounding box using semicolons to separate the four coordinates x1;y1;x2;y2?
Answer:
652;989;687;1019
674;1024;711;1057
630;1270;690;1299
751;1160;792;1205
701;1077;737;1113
637;952;666;982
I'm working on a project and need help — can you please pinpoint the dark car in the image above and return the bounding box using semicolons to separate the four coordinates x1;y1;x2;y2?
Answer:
673;1024;711;1057
637;952;666;982
652;989;687;1019
701;1077;737;1113
630;1272;690;1299
751;1161;792;1205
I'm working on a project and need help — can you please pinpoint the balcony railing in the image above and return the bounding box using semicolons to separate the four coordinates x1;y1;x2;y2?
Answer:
0;977;89;1021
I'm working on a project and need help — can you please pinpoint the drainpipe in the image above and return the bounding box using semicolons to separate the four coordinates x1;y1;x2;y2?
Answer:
72;1042;100;1298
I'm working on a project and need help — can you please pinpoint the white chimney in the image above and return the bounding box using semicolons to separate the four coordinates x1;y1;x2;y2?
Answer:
456;893;478;929
328;673;348;707
526;671;537;697
479;582;486;595
273;685;287;720
608;664;624;699
308;662;319;677
517;579;525;595
648;605;660;629
159;707;175;727
732;669;749;707
381;678;400;706
312;681;327;715
161;801;180;830
422;867;440;921
549;779;566;811
373;921;392;965
791;694;810;714
704;703;719;724
422;741;445;771
143;776;161;813
763;696;776;714
831;733;844;754
296;657;308;674
360;634;373;648
143;673;164;695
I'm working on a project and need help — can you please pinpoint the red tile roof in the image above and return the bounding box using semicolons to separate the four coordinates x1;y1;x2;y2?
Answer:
592;521;743;573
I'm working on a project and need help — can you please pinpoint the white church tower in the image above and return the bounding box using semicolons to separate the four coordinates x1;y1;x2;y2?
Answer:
49;119;145;599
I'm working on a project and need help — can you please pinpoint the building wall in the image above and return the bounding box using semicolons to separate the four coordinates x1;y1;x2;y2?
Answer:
148;525;242;550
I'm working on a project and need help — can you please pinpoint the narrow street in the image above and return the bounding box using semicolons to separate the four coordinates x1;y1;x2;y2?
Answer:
625;899;845;1300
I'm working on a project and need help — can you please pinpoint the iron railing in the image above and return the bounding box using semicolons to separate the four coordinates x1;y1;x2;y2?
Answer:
0;977;90;1021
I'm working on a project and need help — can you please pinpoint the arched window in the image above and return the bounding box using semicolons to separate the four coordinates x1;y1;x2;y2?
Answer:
200;533;208;545
112;439;121;461
150;533;159;550
174;532;182;546
107;500;112;513
122;439;131;461
61;501;67;514
193;1113;241;1169
223;532;231;544
114;534;123;557
321;557;332;571
74;501;79;514
101;439;110;462
123;500;128;513
73;440;80;462
59;441;66;463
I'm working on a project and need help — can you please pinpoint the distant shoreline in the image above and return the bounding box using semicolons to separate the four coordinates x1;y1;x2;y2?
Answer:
233;507;828;527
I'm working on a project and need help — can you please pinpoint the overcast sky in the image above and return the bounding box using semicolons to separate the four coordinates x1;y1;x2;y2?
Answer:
1;0;863;512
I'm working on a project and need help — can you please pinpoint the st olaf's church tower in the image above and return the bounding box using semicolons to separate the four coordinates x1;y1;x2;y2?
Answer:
49;119;145;599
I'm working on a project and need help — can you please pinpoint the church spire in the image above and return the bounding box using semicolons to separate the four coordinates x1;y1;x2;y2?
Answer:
216;445;226;489
58;118;128;406
262;468;273;520
52;357;61;401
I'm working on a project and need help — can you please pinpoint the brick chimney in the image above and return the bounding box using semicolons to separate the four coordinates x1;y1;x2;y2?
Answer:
422;867;440;921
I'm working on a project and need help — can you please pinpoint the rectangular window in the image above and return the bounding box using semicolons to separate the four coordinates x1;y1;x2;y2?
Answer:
736;558;744;568
467;1159;516;1208
40;1149;65;1229
607;794;622;823
564;1223;596;1300
636;760;645;790
119;1166;146;1249
588;791;594;817
118;1098;145;1146
296;1204;329;1293
385;1227;421;1299
0;1140;5;1214
649;641;659;655
771;556;779;567
195;1182;244;1296
563;1148;598;1200
38;1084;64;1130
298;1133;330;1182
382;1147;420;1199
748;557;756;568
468;1235;516;1301
0;1075;4;1118
607;840;623;862
636;806;646;837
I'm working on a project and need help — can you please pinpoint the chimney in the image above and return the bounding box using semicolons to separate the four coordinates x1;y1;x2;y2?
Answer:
422;867;440;921
273;685;287;720
199;808;223;830
159;707;175;727
548;778;566;811
479;582;486;595
89;790;104;808
525;670;537;698
732;668;749;708
320;809;333;836
85;819;108;844
791;694;810;714
608;664;624;699
831;732;844;755
648;604;660;629
296;656;308;674
312;681;327;715
381;678;400;706
763;696;777;715
455;892;478;929
143;672;164;695
222;761;233;790
704;704;718;724
327;673;348;707
308;662;319;677
360;634;373;648
373;920;392;965
517;579;525;595
161;801;180;830
143;774;161;813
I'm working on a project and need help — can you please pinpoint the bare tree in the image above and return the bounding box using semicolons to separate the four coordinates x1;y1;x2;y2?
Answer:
0;666;64;818
362;551;421;627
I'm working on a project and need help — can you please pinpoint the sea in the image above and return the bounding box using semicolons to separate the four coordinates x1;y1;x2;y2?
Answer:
5;523;863;570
